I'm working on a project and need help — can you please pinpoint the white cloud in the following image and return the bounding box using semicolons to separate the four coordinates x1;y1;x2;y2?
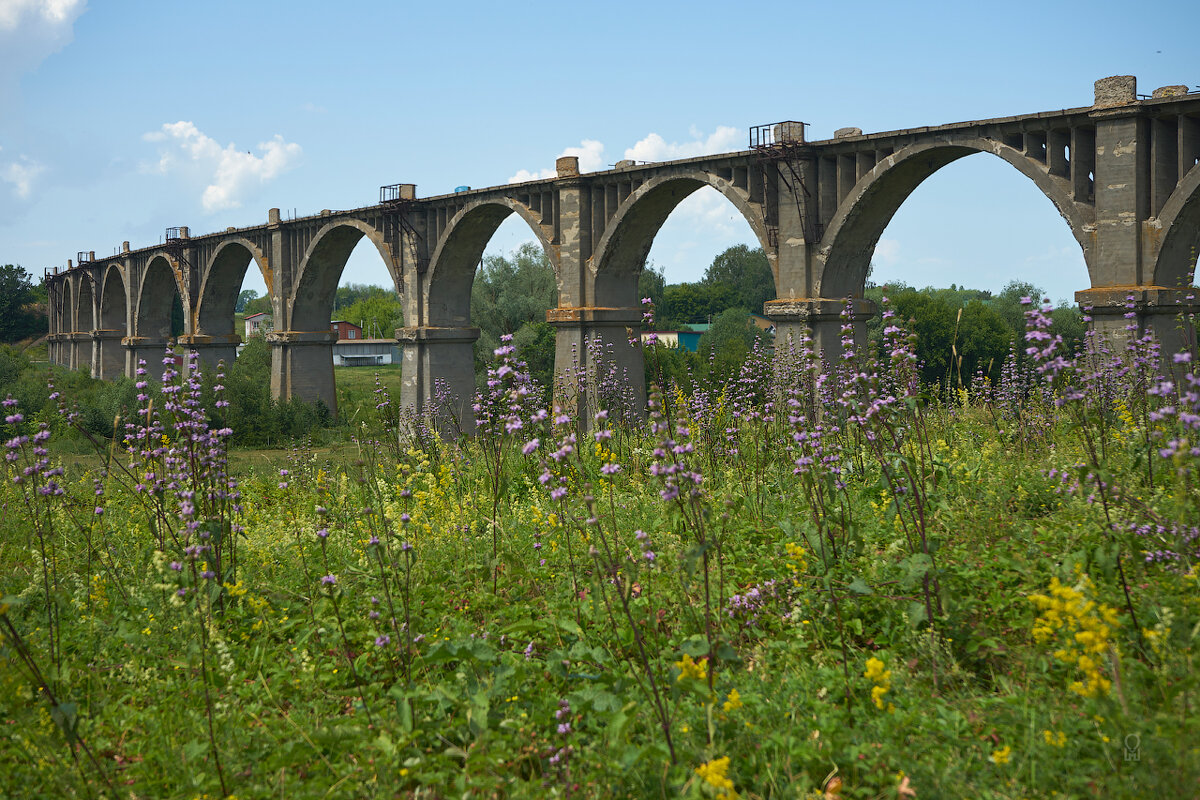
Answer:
144;121;302;213
623;125;741;163
874;238;900;265
0;145;44;198
0;0;85;89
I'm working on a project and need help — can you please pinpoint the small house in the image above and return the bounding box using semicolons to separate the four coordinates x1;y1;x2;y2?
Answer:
244;312;272;338
330;320;363;340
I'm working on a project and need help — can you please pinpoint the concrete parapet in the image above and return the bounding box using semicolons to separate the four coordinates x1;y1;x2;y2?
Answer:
835;127;863;139
1152;85;1189;99
556;156;580;177
774;121;805;143
1094;75;1136;108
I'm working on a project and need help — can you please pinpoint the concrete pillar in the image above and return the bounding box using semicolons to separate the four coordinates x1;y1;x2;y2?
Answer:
93;331;125;380
268;329;338;416
123;337;173;377
396;325;480;434
764;297;877;369
547;306;645;422
1075;287;1199;360
176;334;242;375
67;332;92;372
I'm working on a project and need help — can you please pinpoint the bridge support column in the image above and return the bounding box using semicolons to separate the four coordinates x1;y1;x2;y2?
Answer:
124;337;173;377
45;334;62;366
547;306;646;424
93;331;125;380
267;330;339;417
1075;287;1199;360
396;326;480;435
177;334;242;375
66;332;92;372
764;298;878;368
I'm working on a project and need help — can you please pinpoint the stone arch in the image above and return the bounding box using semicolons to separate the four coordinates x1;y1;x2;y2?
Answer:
58;278;73;334
590;171;773;308
99;265;126;331
1151;163;1200;288
196;238;270;336
816;138;1094;299
135;255;185;340
425;198;556;327
291;219;398;331
75;272;95;332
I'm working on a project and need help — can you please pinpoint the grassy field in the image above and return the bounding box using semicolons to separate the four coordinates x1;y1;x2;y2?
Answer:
1;327;1197;798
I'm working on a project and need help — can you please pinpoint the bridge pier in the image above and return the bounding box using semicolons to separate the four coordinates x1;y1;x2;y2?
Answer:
177;334;242;375
124;337;172;377
45;334;62;367
66;332;92;372
1075;287;1199;360
93;331;125;380
764;298;877;368
547;306;646;423
396;326;480;434
268;330;338;417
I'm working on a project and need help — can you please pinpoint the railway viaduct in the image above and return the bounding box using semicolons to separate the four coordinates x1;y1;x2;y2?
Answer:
44;76;1200;427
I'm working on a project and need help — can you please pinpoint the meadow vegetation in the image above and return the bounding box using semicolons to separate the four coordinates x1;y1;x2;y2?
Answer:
0;289;1197;798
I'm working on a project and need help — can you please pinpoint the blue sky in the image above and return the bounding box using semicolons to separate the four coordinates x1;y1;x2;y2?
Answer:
1;0;1195;306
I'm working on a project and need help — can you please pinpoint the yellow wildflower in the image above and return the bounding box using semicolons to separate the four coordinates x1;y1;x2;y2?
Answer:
1042;729;1067;747
990;745;1012;765
695;756;738;800
722;689;743;712
675;653;707;683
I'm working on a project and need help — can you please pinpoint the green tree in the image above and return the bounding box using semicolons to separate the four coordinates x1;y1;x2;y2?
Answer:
337;292;404;338
658;282;737;330
697;306;768;382
702;244;776;315
889;291;958;384
638;263;666;310
954;299;1013;384
470;243;558;387
243;294;273;316
0;264;47;342
235;289;258;313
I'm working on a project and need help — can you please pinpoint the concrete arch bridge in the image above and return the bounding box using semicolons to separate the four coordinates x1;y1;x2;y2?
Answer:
45;76;1200;428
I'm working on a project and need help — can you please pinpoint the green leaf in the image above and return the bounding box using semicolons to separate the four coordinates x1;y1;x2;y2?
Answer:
680;635;709;657
847;576;873;595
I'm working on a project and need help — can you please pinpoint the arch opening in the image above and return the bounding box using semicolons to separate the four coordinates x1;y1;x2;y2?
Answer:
197;239;271;344
75;275;94;333
471;214;560;391
99;266;126;330
592;175;773;311
841;150;1092;386
292;220;397;332
1152;164;1200;289
137;257;184;341
819;142;1091;301
427;200;555;329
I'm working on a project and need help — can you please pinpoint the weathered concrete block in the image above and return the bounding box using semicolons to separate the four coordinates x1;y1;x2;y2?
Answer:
835;127;863;139
556;156;580;177
1094;75;1136;108
614;159;636;169
773;122;805;143
1152;85;1188;99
